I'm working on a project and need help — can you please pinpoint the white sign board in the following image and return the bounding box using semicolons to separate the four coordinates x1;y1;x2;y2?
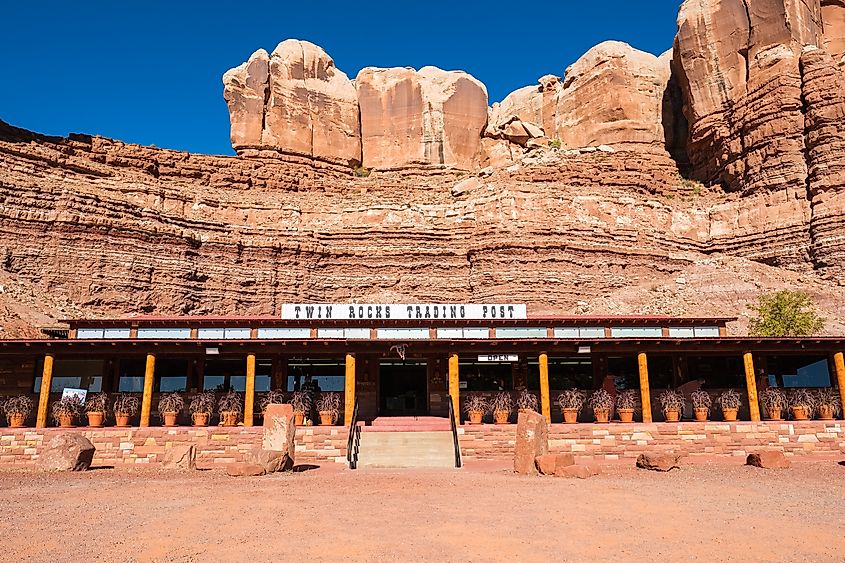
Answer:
62;388;87;404
282;304;527;321
478;354;519;363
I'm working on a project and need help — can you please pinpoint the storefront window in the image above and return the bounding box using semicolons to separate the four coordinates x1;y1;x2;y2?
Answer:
528;357;593;390
197;328;251;340
33;358;104;393
137;328;191;339
286;359;345;392
766;356;831;388
687;356;744;389
460;360;513;391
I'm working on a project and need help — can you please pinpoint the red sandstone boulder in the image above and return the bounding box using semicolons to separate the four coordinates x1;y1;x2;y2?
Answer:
555;464;602;479
161;444;196;471
747;450;791;469
636;453;681;472
226;463;266;477
263;404;296;469
514;410;549;475
38;434;96;471
249;447;291;474
536;453;575;476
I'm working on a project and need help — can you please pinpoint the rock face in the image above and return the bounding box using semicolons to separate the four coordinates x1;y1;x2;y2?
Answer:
821;0;845;60
223;39;361;166
514;410;548;475
356;66;488;170
38;434;95;471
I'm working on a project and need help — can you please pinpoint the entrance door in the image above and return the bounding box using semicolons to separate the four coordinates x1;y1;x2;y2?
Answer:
379;361;428;416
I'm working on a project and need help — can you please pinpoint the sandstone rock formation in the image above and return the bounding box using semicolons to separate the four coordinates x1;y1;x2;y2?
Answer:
356;66;488;170
821;0;845;60
514;410;548;475
38;434;95;471
746;450;791;469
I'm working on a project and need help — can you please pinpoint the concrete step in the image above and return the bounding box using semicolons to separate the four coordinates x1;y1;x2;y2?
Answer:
366;416;452;432
356;431;458;469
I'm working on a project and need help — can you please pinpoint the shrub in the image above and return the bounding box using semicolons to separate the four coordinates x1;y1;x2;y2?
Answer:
85;392;109;414
490;392;514;414
557;390;587;412
2;395;33;421
189;391;215;415
748;290;825;337
615;389;639;410
113;393;140;416
218;391;243;414
516;390;539;412
353;165;371;178
788;388;815;415
259;390;286;412
51;395;82;424
587;389;613;412
658;389;685;413
759;388;787;415
549;139;562;149
690;390;712;410
157;392;184;416
290;391;312;415
716;389;742;411
315;392;341;416
813;388;842;418
463;394;489;415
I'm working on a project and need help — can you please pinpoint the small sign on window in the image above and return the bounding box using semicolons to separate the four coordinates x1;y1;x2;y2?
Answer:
477;354;519;363
62;388;87;404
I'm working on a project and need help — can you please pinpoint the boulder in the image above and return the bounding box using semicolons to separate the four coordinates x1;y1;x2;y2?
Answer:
636;453;681;472
536;453;575;475
38;434;96;472
747;450;791;469
356;66;488;170
161;444;196;471
226;463;266;477
249;447;291;474
262;403;296;469
514;410;549;475
555;464;602;479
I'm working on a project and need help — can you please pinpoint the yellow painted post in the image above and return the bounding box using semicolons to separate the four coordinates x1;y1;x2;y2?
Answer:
36;354;55;428
539;353;551;423
834;353;845;420
448;354;460;422
244;353;256;426
638;353;652;424
743;352;761;422
344;353;356;426
140;353;156;427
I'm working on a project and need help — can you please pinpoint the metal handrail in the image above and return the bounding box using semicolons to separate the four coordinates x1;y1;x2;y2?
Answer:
346;401;360;469
447;395;462;468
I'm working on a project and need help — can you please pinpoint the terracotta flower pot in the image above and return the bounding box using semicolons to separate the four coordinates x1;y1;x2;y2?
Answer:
468;411;483;424
220;411;239;427
319;411;335;426
764;407;782;421
8;413;26;428
115;413;131;427
693;408;709;422
664;409;681;423
294;413;305;426
87;411;104;428
791;406;809;421
722;408;738;422
58;414;74;428
494;410;510;425
594;409;610;423
563;409;579;424
163;412;178;427
192;412;209;427
617;408;635;423
816;405;834;420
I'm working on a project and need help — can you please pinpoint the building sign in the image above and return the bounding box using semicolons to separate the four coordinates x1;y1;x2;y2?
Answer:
282;304;527;321
478;354;519;363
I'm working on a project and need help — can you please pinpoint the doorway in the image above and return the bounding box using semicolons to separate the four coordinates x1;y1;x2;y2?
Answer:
379;360;428;416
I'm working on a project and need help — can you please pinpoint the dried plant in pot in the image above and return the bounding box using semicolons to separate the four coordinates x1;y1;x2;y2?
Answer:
84;392;110;427
189;392;215;427
3;395;33;428
259;390;286;413
516;389;539;414
788;389;815;421
557;390;586;424
113;393;140;427
588;389;613;423
290;391;312;426
315;392;341;425
716;389;742;422
157;392;184;427
615;390;638;423
218;391;243;427
759;388;787;421
690;390;712;422
811;389;840;420
463;394;489;424
658;389;685;422
490;392;514;424
51;395;82;428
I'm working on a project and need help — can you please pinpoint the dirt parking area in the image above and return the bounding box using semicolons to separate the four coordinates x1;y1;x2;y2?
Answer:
0;460;843;562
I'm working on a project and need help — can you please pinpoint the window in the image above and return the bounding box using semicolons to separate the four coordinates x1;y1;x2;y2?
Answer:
687;356;745;389
766;356;831;388
553;327;605;339
257;328;312;339
610;327;662;338
694;326;720;338
197;328;251;340
495;328;547;339
376;328;430;340
137;328;191;339
436;328;489;339
668;326;720;338
528;357;593;390
76;328;132;339
286;359;345;392
459;359;513;391
33;359;104;393
155;359;190;392
316;328;371;339
118;358;146;392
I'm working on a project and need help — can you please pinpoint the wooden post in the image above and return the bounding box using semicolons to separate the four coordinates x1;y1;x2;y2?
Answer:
539;353;551;423
344;353;356;426
244;353;256;426
638;353;652;424
36;354;55;428
743;352;761;422
835;352;845;420
448;353;460;423
140;353;156;427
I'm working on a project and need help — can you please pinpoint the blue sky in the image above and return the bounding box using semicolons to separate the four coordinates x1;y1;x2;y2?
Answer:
1;1;681;155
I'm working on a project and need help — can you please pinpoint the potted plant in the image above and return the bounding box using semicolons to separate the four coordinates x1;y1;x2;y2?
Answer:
557;390;586;424
463;394;488;424
812;389;840;420
490;392;513;424
760;387;788;421
315;392;341;426
690;390;712;422
615;390;638;423
113;393;139;427
588;389;613;423
658;389;685;422
516;389;539;413
51;395;82;428
218;391;242;427
157;392;184;427
189;391;215;427
290;391;312;426
259;389;286;413
2;395;33;428
716;389;742;422
788;389;815;421
85;392;109;427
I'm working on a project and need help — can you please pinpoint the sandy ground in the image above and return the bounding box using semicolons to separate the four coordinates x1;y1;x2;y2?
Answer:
0;460;843;562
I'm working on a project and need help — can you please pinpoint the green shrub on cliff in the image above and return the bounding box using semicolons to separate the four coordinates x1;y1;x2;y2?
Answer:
749;290;825;337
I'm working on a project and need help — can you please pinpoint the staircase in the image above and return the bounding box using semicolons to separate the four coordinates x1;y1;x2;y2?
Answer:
354;417;460;469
